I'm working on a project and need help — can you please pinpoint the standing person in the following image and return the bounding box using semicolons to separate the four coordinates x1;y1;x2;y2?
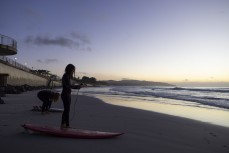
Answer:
61;64;82;128
37;90;60;114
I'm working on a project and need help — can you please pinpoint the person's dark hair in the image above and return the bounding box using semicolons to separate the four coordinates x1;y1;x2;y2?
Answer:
65;64;75;77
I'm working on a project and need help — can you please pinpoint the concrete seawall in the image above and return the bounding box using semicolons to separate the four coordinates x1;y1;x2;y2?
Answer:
0;61;61;86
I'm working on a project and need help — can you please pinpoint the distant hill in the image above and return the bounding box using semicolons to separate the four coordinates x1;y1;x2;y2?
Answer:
99;79;174;86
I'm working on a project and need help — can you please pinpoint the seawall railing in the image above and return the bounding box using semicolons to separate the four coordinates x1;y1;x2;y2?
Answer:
0;34;17;49
0;56;30;72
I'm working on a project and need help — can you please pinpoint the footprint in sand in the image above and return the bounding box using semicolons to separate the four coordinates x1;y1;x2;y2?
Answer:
209;132;217;137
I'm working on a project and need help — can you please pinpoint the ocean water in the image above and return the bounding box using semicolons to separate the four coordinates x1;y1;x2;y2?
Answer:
74;86;229;127
78;86;229;110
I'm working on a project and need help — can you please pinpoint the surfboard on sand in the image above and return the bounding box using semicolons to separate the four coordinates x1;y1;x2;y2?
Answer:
32;106;64;112
22;124;124;139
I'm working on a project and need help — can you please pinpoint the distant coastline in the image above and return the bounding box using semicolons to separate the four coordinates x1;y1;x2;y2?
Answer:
96;79;174;86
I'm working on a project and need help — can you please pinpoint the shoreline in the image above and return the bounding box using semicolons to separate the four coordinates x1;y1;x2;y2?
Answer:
92;94;229;128
0;91;229;153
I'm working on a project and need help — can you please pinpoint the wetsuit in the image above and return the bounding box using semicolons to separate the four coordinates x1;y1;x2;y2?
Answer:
61;73;72;127
61;73;81;127
37;90;53;112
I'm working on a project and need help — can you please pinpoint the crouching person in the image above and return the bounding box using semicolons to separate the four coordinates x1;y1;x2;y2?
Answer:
37;90;60;114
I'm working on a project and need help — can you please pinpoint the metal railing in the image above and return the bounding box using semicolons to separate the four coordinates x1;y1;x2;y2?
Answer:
0;56;30;72
0;34;17;50
0;56;61;80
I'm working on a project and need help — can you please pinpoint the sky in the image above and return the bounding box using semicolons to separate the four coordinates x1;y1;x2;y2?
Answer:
1;0;229;86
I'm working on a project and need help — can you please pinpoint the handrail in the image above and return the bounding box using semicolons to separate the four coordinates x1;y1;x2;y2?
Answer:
0;56;30;72
0;56;61;80
0;34;17;49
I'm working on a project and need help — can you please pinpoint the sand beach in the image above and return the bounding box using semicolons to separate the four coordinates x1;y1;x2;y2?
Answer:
0;90;229;153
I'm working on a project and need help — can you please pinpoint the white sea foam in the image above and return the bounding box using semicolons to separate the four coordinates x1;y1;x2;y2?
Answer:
78;86;229;110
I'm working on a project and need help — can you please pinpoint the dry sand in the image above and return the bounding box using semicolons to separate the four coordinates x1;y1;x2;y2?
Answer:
0;90;229;153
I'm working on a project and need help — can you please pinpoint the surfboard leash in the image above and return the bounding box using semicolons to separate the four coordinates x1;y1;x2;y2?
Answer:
70;89;80;122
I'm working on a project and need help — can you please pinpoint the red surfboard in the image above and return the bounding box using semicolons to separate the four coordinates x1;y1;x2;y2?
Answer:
22;124;124;139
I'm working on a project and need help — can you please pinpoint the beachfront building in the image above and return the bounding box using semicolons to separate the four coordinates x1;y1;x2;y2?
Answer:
0;34;17;55
0;34;61;96
0;34;17;101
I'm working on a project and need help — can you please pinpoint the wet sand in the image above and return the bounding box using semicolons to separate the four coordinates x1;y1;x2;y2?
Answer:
0;91;229;153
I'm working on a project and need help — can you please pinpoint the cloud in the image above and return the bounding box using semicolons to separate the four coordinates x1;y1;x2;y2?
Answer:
70;32;91;44
37;59;59;64
24;32;92;51
25;35;78;47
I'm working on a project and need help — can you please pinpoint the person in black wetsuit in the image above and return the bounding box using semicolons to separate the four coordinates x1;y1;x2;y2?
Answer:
37;90;60;114
61;64;82;128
